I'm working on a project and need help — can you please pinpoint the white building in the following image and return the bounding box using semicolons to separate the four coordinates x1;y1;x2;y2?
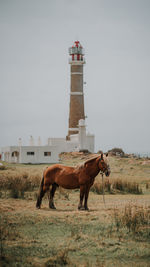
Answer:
1;145;59;164
1;119;94;164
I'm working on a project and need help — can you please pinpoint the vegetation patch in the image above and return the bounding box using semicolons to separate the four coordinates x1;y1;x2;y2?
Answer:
0;171;41;199
1;204;150;266
113;204;150;239
91;178;142;195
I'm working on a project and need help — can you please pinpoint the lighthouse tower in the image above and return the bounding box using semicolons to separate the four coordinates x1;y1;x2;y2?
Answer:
68;41;85;137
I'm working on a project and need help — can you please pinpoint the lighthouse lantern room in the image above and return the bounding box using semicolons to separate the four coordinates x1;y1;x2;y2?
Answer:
69;41;85;63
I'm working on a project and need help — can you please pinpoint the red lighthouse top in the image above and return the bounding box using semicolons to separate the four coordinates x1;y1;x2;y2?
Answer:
74;41;82;48
69;41;85;63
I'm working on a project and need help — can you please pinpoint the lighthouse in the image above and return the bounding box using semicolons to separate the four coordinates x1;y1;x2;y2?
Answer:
1;41;95;164
67;41;85;137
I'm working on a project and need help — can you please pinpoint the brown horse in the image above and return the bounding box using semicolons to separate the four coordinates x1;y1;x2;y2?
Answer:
36;153;110;211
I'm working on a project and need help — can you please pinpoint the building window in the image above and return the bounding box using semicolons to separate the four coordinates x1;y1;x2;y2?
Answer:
44;152;51;156
27;152;35;155
12;151;19;157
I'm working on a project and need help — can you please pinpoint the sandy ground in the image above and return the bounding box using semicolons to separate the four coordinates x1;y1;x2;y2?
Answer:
1;193;150;220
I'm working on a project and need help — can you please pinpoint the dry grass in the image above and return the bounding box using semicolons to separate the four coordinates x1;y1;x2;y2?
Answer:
0;194;150;266
0;200;150;266
91;178;142;195
1;154;149;199
45;249;70;266
113;204;150;237
0;167;42;198
111;179;142;194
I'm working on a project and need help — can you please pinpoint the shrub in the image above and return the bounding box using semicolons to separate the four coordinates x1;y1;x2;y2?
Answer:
0;165;6;171
112;179;142;194
122;205;150;233
113;204;150;237
7;175;32;198
0;172;41;199
108;148;125;157
91;178;142;195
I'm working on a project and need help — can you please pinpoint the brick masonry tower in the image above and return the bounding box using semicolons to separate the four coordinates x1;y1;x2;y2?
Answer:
68;41;85;137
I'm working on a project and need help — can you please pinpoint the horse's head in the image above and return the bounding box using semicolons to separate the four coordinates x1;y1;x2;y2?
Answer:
98;153;111;177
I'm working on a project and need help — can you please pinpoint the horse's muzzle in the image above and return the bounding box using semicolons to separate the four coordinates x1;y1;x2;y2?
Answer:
105;169;111;177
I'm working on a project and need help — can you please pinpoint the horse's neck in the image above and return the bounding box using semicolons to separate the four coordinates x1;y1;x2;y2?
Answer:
86;161;100;178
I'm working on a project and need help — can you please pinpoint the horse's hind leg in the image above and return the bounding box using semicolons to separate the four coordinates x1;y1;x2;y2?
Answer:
36;177;48;209
36;188;45;209
49;183;58;209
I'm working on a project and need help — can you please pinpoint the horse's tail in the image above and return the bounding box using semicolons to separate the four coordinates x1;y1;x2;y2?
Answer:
39;175;44;192
36;174;45;209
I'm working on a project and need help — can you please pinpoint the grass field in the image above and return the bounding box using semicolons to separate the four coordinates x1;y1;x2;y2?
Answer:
0;153;150;267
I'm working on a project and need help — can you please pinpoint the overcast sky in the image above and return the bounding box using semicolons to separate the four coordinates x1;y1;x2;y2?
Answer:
0;0;150;154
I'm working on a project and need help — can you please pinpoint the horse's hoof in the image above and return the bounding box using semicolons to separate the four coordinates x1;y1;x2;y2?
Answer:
78;206;85;211
36;206;40;209
50;205;56;210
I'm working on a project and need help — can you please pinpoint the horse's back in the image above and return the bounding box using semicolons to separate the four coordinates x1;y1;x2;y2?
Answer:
45;164;74;174
44;164;64;177
44;164;79;189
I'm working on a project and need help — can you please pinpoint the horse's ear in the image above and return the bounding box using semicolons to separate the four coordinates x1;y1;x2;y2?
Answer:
101;153;103;160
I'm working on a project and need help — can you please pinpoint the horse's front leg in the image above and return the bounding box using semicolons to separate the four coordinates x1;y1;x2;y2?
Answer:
84;185;90;211
78;185;85;210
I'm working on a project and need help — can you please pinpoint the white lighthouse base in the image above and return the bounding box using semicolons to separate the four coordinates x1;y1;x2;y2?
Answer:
48;119;94;154
1;120;94;164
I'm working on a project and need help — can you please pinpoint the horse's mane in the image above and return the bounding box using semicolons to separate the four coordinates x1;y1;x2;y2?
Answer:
76;155;100;170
